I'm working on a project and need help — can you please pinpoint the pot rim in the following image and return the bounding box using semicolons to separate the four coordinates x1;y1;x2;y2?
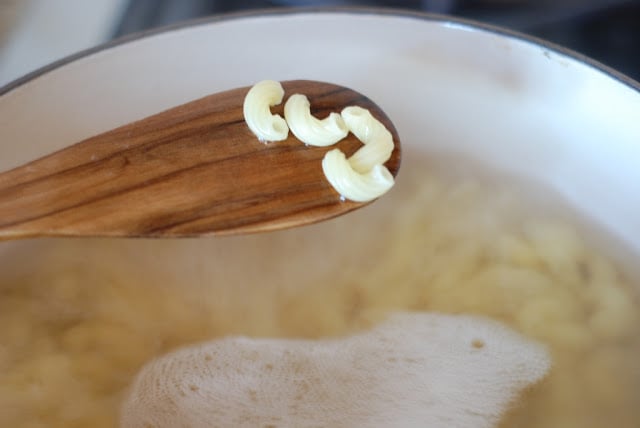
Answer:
1;6;638;97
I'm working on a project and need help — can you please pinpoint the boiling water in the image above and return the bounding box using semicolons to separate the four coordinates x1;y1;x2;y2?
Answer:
0;154;638;428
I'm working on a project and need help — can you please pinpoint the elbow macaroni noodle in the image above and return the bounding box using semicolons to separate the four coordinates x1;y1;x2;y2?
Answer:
284;94;349;146
322;106;395;202
243;80;289;142
243;81;395;202
340;106;394;174
322;149;394;202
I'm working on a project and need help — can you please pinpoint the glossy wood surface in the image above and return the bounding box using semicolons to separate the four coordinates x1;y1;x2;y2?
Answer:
0;80;400;239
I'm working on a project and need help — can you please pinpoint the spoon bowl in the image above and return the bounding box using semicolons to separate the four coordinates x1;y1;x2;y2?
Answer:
0;80;400;239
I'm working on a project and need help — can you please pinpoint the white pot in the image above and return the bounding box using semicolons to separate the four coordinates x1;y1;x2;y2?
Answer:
1;9;638;254
0;10;638;426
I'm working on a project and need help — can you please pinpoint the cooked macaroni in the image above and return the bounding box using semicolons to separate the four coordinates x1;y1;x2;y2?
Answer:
341;106;394;174
322;148;394;202
243;80;289;142
320;106;396;202
284;94;349;146
243;81;396;202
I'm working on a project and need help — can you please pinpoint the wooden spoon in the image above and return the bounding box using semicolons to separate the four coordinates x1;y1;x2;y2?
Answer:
0;80;400;239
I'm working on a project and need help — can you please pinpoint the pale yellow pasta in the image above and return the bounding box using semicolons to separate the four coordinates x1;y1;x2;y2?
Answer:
545;323;593;351
243;81;395;201
1;161;640;427
283;94;348;146
322;148;394;202
341;106;394;173
242;80;289;142
320;106;396;201
587;284;637;340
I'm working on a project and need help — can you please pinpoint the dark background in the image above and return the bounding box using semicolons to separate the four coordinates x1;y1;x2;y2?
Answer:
111;0;640;82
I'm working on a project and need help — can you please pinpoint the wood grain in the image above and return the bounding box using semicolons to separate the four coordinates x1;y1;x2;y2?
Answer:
0;80;401;239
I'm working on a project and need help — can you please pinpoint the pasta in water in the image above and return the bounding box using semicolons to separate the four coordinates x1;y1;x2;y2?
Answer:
284;94;349;146
1;155;639;427
243;80;289;142
121;312;550;428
